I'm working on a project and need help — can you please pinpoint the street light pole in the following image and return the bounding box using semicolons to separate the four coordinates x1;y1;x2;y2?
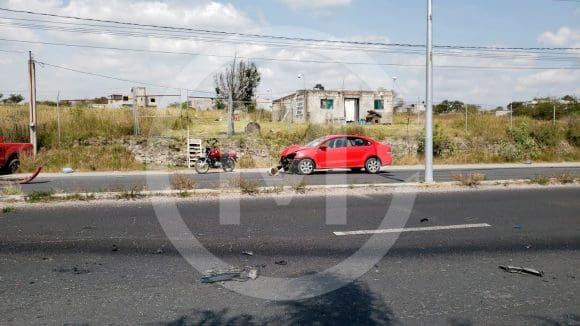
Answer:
28;51;38;155
425;0;434;182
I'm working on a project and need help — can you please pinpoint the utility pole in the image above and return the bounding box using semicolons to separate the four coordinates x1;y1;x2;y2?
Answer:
28;51;38;155
56;91;61;147
464;105;468;135
425;0;434;182
227;89;233;138
553;101;556;125
186;90;190;141
227;56;236;138
509;103;513;130
132;88;139;136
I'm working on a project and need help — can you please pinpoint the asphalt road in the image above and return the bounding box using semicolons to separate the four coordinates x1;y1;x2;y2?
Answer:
0;187;579;325
14;165;580;194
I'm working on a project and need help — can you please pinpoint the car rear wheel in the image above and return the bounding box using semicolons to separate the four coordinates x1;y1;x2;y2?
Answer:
3;156;19;174
296;158;315;175
365;157;381;174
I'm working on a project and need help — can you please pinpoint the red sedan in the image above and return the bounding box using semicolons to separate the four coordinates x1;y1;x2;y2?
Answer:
279;135;392;175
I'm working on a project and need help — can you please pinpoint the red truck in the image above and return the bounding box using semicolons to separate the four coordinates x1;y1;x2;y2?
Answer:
0;137;32;174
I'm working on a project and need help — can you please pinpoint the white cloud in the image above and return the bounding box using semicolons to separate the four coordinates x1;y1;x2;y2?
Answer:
537;27;580;47
517;69;580;89
278;0;351;11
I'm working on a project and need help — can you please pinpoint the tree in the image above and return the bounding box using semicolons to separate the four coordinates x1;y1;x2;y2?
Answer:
92;96;108;104
562;95;577;103
1;93;24;104
434;100;465;114
214;58;261;136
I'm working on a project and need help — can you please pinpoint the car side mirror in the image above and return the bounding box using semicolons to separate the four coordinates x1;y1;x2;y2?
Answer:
319;144;327;151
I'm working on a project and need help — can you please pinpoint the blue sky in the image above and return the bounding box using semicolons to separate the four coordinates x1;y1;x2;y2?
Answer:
0;0;578;107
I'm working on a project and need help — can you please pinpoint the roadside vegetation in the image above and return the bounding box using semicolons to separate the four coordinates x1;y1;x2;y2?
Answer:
1;95;578;172
454;173;486;187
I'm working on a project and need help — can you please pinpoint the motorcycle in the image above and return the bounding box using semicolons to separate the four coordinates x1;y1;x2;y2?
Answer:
194;138;238;174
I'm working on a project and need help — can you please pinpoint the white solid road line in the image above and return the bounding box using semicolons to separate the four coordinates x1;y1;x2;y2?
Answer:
333;223;492;236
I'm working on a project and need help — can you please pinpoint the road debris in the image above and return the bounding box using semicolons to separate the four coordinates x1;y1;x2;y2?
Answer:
155;248;165;254
420;218;429;223
499;265;544;277
274;260;287;266
53;266;90;275
512;224;522;229
0;166;42;185
242;267;259;280
242;251;254;256
62;167;74;174
201;266;261;283
111;244;119;252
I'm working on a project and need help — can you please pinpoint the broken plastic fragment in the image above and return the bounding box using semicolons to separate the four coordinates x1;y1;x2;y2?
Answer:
499;265;544;277
242;251;254;256
275;260;287;265
202;266;260;283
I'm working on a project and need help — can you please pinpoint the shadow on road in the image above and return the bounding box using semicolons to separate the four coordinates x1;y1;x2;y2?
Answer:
155;279;395;325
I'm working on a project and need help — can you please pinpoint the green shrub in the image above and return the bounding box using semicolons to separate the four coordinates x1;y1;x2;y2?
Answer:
506;123;539;160
498;140;522;162
567;115;580;146
530;124;562;147
417;124;456;157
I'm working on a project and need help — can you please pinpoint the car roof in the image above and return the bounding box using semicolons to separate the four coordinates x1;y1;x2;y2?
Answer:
324;134;375;141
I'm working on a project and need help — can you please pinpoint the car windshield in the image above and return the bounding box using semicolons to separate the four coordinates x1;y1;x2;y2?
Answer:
304;136;326;147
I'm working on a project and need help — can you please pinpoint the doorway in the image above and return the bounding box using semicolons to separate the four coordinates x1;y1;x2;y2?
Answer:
344;98;359;123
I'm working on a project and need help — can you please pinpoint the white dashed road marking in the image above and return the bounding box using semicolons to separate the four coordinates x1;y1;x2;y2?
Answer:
333;223;491;236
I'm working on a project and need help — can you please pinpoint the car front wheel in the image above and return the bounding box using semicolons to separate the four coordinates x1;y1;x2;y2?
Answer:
365;157;381;174
296;158;315;175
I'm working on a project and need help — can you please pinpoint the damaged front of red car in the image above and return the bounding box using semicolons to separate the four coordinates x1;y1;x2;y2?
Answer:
278;136;327;173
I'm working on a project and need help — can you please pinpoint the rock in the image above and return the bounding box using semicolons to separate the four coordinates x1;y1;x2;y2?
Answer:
245;122;261;135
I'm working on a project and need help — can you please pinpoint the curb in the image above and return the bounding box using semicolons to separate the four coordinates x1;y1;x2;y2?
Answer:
7;162;580;178
2;178;578;204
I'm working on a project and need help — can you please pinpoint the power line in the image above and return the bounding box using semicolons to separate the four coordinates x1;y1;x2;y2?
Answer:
0;36;578;63
36;60;215;94
4;39;579;71
1;7;579;51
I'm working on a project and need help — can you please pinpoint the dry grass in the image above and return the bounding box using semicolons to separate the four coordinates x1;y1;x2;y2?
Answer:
453;173;486;187
239;178;258;195
0;186;22;196
2;104;578;172
18;145;144;172
292;180;307;194
169;173;198;190
529;175;551;185
555;173;575;184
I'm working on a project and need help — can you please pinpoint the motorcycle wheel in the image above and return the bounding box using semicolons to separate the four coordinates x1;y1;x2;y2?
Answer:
222;157;235;172
194;159;210;174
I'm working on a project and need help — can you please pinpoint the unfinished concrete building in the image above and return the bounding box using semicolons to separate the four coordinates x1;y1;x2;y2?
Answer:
272;88;394;124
